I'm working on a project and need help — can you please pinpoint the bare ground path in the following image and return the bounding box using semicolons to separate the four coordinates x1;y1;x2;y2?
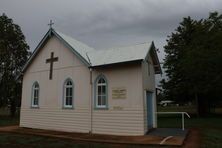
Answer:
183;128;200;148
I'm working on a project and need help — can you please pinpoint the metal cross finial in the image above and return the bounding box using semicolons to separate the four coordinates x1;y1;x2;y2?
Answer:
48;20;54;28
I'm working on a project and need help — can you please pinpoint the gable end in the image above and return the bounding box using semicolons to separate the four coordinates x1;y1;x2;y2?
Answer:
21;28;90;75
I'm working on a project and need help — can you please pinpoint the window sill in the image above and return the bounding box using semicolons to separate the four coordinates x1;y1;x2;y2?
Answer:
30;106;39;109
94;107;109;110
62;106;74;110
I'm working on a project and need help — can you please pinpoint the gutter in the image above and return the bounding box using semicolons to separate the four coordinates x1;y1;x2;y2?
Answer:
89;68;93;134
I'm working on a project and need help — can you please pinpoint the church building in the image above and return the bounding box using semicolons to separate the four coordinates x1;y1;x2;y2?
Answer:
20;27;161;136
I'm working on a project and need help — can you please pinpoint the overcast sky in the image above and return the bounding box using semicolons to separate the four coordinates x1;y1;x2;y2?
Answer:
1;0;222;62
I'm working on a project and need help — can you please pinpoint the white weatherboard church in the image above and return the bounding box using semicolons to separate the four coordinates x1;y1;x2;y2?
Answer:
20;27;161;136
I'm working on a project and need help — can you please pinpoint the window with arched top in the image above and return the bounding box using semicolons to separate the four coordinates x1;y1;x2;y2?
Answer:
63;79;74;108
32;82;39;107
95;75;108;109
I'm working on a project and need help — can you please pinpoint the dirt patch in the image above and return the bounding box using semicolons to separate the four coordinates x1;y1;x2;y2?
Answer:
0;125;18;131
183;128;200;148
163;136;185;146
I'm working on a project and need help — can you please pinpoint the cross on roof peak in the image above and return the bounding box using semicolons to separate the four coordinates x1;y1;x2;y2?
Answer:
48;20;54;28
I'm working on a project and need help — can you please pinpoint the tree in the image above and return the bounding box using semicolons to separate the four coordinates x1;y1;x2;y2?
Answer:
0;13;30;117
161;12;222;116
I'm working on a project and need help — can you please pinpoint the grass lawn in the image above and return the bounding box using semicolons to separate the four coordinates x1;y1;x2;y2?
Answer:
0;115;19;126
0;133;167;148
0;108;19;127
158;115;222;147
158;105;222;148
0;133;120;148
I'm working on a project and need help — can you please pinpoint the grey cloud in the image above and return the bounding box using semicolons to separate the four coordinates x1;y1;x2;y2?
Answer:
1;0;222;61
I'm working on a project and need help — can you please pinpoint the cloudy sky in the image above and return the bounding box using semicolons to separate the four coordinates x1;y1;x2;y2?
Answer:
1;0;222;63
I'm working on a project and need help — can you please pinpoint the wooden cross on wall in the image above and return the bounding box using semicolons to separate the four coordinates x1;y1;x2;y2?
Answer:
46;52;58;80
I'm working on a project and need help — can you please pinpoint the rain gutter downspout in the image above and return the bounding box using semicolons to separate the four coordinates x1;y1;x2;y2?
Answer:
89;67;93;134
86;52;93;134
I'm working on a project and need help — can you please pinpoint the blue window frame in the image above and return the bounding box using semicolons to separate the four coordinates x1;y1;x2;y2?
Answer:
95;75;108;109
31;82;39;108
63;78;74;108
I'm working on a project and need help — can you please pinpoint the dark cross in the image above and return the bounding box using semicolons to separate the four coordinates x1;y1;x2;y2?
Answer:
48;20;54;28
46;52;58;80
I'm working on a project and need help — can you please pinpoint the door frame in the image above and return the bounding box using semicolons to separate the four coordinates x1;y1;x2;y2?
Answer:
145;90;155;130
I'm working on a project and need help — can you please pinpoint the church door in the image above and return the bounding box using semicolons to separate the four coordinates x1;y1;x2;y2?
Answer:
146;91;153;129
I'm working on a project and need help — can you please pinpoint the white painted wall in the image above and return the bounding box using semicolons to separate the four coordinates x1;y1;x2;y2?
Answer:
91;64;145;135
20;35;148;135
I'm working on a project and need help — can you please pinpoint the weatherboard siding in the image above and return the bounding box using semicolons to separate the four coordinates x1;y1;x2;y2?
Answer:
20;107;90;133
92;108;144;135
91;64;145;135
20;107;144;135
20;35;146;135
20;36;91;133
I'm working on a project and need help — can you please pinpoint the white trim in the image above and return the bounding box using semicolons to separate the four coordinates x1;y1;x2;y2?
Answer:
160;136;173;145
31;82;39;108
63;78;74;108
95;77;107;108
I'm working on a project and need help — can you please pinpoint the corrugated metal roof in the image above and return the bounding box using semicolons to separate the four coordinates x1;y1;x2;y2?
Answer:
54;30;153;67
21;28;159;75
88;43;152;66
55;31;95;63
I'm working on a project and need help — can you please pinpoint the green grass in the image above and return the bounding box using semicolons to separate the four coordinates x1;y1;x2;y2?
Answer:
0;133;109;148
158;115;222;129
0;107;19;126
0;115;19;126
158;115;222;148
157;106;222;147
201;129;222;148
0;133;167;148
158;105;197;114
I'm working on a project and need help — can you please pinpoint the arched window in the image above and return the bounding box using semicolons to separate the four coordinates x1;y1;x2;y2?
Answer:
63;79;73;108
95;75;108;108
32;82;39;107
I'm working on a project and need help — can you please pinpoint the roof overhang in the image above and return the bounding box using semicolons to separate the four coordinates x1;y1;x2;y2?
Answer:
149;42;162;74
140;41;162;74
90;41;162;74
89;59;142;68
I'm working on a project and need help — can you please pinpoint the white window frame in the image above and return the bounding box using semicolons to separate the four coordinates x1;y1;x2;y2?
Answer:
95;76;107;108
63;79;73;108
31;82;39;108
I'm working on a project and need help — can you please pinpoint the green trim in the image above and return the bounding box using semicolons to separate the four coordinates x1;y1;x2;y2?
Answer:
62;78;74;109
31;81;40;108
94;74;109;110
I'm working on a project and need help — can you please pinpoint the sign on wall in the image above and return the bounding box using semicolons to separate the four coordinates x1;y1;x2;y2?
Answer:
112;87;127;99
